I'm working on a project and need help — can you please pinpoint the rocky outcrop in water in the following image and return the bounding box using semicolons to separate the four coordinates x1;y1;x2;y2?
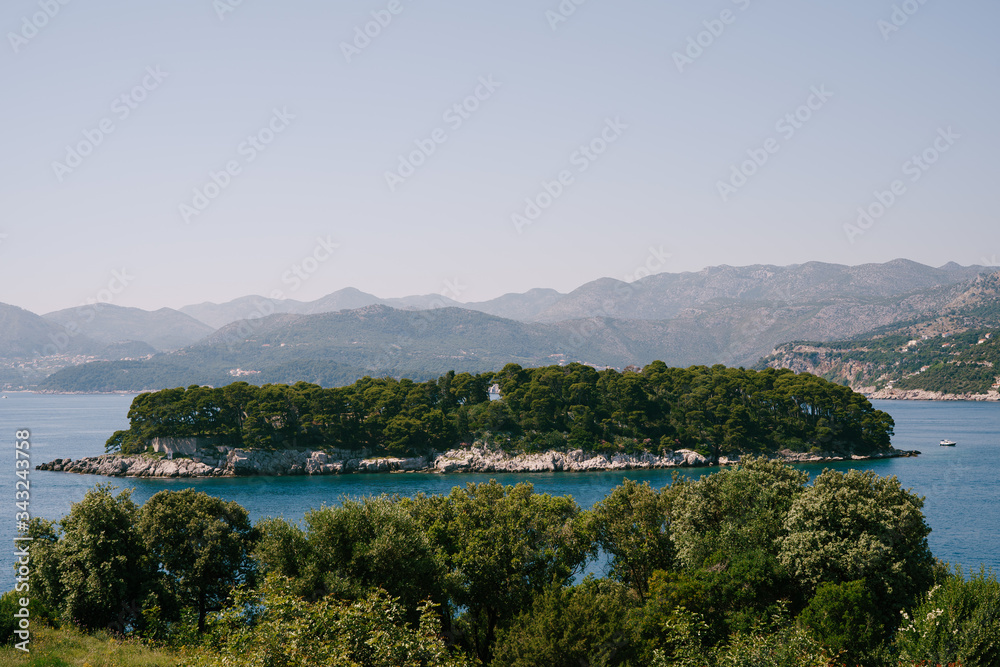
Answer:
35;444;917;478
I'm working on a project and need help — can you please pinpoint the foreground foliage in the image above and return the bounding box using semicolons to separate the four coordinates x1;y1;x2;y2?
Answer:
6;462;994;667
0;625;182;667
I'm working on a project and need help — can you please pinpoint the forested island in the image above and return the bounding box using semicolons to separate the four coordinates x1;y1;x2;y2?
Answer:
83;363;900;474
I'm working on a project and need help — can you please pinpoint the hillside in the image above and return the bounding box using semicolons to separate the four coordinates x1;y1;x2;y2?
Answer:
178;288;464;328
529;259;987;322
43;303;215;351
0;302;101;358
759;272;1000;395
39;305;561;392
17;261;1000;392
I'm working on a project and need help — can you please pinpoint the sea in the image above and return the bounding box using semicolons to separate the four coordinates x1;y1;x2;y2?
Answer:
2;392;998;590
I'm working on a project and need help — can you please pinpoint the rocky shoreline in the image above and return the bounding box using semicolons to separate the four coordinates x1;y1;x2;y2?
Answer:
35;445;919;479
864;387;1000;401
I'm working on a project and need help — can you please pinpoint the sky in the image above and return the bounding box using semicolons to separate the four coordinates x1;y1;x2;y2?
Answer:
1;0;998;315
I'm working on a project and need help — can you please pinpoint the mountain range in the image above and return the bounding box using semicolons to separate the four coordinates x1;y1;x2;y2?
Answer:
3;259;998;392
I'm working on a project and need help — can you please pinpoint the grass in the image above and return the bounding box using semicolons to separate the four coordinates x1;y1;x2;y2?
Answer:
0;626;184;667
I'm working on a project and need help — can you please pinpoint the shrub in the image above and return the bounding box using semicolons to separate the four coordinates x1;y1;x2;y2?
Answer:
896;566;1000;667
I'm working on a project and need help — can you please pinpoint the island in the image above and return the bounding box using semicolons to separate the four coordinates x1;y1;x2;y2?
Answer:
37;362;914;478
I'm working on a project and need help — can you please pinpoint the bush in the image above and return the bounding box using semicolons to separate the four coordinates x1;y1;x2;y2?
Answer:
492;578;638;667
798;579;885;665
896;566;1000;667
0;590;53;646
201;575;474;667
779;468;935;631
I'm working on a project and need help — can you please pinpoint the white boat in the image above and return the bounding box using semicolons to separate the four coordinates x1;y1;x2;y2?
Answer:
939;439;957;446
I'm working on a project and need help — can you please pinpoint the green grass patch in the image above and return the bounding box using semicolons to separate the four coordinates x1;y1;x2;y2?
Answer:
0;626;184;667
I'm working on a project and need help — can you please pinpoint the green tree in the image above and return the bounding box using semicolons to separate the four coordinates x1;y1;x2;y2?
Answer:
407;481;588;663
138;488;256;633
255;496;448;625
26;484;152;632
778;469;935;633
586;479;676;595
798;579;883;665
492;578;638;667
670;457;808;569
206;575;474;667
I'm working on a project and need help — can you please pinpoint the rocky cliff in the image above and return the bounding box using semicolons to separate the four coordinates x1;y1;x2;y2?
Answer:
36;444;917;478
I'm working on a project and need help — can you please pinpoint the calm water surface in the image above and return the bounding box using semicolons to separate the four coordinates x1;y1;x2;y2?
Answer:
2;393;997;587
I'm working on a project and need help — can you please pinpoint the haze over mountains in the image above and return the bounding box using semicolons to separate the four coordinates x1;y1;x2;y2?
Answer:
177;259;987;329
3;259;998;392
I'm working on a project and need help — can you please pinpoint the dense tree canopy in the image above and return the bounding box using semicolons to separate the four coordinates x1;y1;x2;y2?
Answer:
17;464;997;667
107;362;895;458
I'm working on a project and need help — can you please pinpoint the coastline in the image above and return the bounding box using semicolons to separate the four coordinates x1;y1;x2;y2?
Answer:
36;445;920;479
865;387;1000;401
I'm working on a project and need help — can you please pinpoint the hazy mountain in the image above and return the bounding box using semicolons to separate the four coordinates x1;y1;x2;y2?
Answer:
43;304;214;351
298;287;382;315
0;302;100;358
25;261;1000;391
531;259;989;322
40;305;561;391
98;340;159;359
179;295;308;329
179;288;462;328
175;260;987;330
465;288;566;320
382;294;465;311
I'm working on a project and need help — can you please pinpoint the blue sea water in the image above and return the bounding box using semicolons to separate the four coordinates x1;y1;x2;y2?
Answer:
2;393;998;589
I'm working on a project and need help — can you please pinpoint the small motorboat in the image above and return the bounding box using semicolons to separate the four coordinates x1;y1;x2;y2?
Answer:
939;439;957;447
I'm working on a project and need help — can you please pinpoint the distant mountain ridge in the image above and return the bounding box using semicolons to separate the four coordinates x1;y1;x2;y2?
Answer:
176;259;985;329
0;303;101;357
43;304;214;351
6;259;999;392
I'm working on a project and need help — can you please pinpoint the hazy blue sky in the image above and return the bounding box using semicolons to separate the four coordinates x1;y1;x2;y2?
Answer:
2;0;997;314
